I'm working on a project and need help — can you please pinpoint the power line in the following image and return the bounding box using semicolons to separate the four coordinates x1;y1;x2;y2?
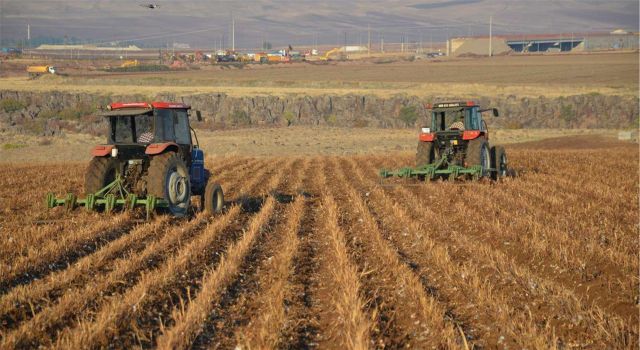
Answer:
90;25;227;46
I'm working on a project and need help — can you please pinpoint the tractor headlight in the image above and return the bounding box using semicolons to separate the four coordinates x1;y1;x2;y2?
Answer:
111;147;118;157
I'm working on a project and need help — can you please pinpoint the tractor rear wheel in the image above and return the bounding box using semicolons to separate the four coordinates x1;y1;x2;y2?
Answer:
84;157;119;195
491;146;508;180
203;182;224;214
147;152;191;217
416;141;435;168
466;137;491;178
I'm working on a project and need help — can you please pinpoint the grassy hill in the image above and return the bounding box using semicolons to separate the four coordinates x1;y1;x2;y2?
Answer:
1;0;637;47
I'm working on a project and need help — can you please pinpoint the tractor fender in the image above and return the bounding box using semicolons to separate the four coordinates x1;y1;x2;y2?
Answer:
91;145;115;157
419;133;434;142
462;130;484;140
145;142;179;155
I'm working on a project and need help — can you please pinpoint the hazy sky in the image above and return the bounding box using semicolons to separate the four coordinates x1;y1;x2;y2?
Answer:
1;0;637;47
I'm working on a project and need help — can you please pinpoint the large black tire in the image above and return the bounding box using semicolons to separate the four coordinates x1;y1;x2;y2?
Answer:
466;137;491;178
203;182;224;214
147;152;191;217
416;141;436;168
84;157;120;195
490;146;508;181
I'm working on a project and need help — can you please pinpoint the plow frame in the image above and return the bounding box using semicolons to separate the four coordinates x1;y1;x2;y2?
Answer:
46;175;168;219
379;164;484;181
379;154;485;181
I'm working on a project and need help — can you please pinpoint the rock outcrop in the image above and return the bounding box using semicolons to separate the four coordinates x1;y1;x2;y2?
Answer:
0;90;637;136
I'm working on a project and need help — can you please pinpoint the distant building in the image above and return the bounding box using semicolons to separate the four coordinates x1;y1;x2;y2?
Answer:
34;44;142;51
447;37;510;56
610;29;631;35
1;47;22;55
447;32;638;56
172;42;191;49
341;45;368;53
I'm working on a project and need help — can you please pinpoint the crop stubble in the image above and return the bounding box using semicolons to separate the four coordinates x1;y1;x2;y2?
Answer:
0;137;637;349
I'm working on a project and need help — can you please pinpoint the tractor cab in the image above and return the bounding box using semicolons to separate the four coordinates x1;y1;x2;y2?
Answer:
96;102;195;164
423;101;498;137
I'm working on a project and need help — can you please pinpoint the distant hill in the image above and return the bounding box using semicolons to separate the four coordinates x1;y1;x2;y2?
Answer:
1;0;637;48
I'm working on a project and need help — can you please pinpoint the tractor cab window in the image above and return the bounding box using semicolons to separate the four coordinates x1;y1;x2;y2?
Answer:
173;110;191;144
432;109;466;131
466;107;481;130
155;108;191;144
111;116;134;143
155;109;174;142
134;115;154;143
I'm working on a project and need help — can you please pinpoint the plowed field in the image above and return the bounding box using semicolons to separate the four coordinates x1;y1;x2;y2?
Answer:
0;137;637;349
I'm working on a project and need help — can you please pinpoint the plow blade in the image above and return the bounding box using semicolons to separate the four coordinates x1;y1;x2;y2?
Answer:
379;164;484;181
45;175;168;219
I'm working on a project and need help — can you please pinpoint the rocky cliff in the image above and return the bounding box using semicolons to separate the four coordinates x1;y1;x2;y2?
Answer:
0;90;637;136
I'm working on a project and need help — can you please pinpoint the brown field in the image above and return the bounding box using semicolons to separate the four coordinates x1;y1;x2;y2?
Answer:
1;52;637;97
0;135;637;349
0;127;621;163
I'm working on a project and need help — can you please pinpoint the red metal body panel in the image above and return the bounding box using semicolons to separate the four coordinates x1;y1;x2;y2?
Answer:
462;130;483;140
145;142;179;155
419;133;435;142
91;145;114;157
109;102;190;110
109;102;150;110
150;102;191;109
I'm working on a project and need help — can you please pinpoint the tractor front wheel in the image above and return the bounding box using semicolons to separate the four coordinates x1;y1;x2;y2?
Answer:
203;182;224;214
147;152;191;217
466;138;491;178
84;157;120;195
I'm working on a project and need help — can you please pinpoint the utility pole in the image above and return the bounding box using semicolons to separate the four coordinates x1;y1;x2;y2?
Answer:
489;15;493;57
343;31;347;53
571;32;574;52
430;32;433;53
367;24;371;56
380;33;384;53
231;15;235;51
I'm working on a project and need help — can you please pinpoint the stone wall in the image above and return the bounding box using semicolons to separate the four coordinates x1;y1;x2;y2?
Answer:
0;90;637;136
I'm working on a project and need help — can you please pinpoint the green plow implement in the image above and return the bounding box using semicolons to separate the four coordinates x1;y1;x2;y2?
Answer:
46;175;168;219
379;155;484;181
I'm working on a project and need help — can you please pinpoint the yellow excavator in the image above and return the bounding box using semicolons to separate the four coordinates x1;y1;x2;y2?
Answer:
321;47;345;61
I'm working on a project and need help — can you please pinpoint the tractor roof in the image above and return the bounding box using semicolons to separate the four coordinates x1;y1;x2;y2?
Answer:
428;101;478;109
109;102;191;110
98;102;191;117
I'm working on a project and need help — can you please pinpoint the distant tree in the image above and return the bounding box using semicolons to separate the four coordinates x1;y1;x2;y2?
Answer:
262;41;272;50
399;105;418;127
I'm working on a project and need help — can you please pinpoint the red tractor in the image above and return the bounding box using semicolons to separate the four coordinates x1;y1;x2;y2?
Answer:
47;102;223;217
381;101;514;181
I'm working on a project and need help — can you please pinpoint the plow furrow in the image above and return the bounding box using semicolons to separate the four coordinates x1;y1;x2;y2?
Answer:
0;214;135;293
328;157;459;349
353;156;636;348
160;159;306;349
52;158;291;349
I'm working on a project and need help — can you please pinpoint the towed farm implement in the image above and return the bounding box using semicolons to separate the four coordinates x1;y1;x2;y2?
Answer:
46;102;224;218
380;101;516;181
